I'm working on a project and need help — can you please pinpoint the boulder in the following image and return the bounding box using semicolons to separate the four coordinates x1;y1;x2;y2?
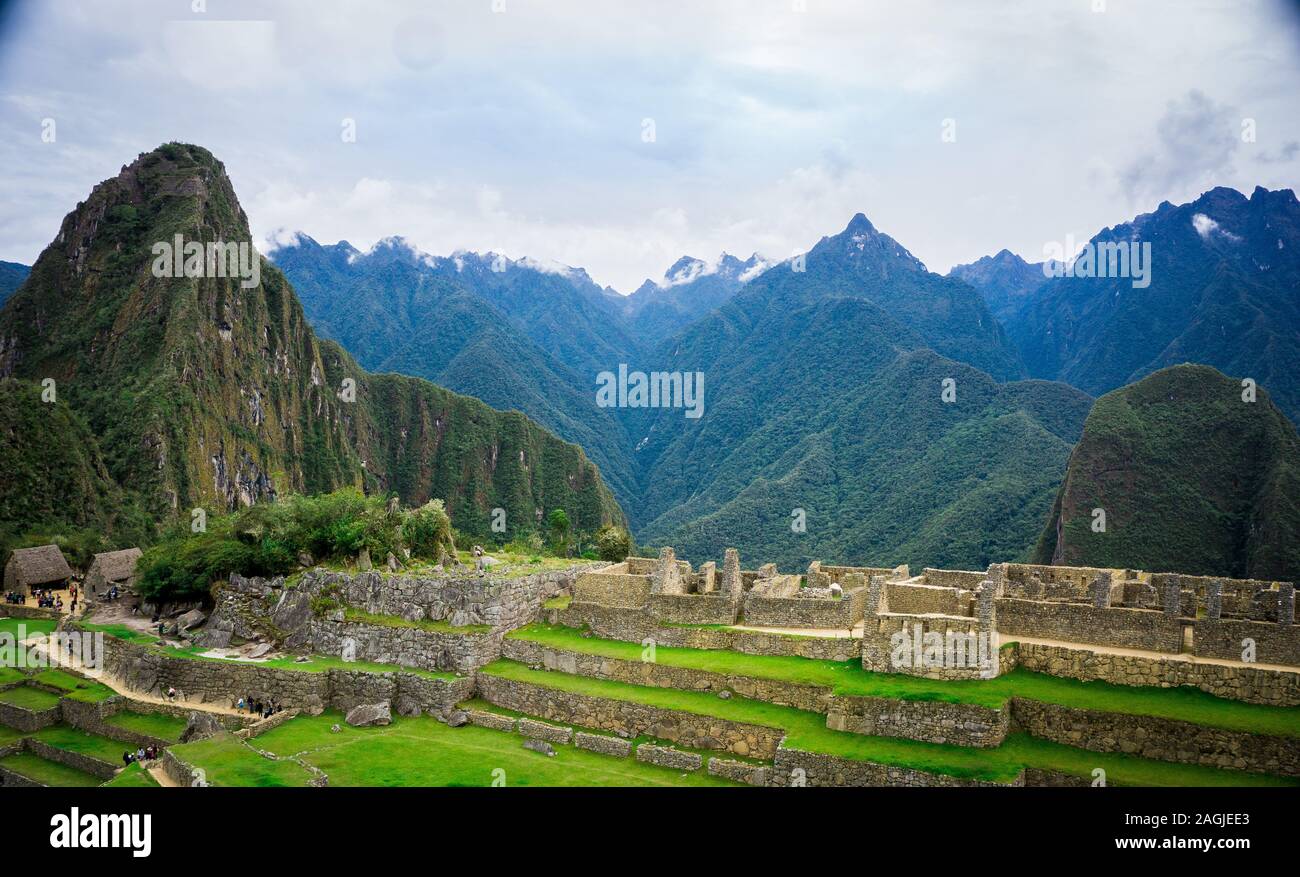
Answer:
345;701;392;727
176;608;207;631
191;628;232;649
387;552;400;572
179;711;225;743
297;551;314;568
270;588;313;633
358;548;373;571
395;697;423;718
523;738;555;756
247;643;273;659
446;709;469;728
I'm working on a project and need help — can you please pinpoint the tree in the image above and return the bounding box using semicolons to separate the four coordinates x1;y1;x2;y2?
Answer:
595;525;632;562
547;508;571;556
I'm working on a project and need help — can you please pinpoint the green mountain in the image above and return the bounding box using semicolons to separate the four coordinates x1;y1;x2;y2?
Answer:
0;261;29;308
1034;364;1300;581
947;249;1050;324
270;235;641;506
0;143;623;547
1008;186;1300;423
276;209;1073;571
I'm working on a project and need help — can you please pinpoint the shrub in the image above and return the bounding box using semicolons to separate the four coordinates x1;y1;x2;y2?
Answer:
401;499;456;562
594;525;632;562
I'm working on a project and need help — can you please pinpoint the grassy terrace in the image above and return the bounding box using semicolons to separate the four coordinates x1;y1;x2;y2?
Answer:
479;659;1296;786
249;711;738;787
28;669;117;703
105;710;188;742
103;762;160;787
169;733;316;787
31;725;126;763
510;623;1300;738
0;617;58;639
79;622;458;680
0;685;62;710
343;607;491;635
0;751;102;787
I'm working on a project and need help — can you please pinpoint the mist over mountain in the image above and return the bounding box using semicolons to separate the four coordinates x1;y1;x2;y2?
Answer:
0;144;622;547
1005;186;1300;423
621;252;770;343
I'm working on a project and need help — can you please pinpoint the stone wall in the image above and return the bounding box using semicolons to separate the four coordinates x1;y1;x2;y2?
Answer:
0;604;60;621
887;581;966;616
996;598;1182;653
0;698;60;732
862;614;997;680
636;742;701;771
921;568;987;590
575;731;632;758
574;570;652;609
24;737;118;781
742;586;866;629
707;757;768;786
84;626;473;715
768;744;1017;787
1012;641;1300;707
502;637;832;713
555;602;861;661
1194;618;1299;666
475;672;782;758
826;695;1009;748
647;593;738;625
1010;699;1300;778
299;617;500;675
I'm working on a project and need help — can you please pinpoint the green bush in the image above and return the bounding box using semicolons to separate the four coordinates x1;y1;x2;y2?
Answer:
594;525;633;562
401;499;456;562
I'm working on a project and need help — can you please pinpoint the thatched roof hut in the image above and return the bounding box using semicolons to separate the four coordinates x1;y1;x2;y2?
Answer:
3;545;74;591
85;547;143;593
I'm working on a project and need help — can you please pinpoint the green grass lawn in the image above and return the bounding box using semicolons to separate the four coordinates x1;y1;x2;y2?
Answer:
104;710;188;743
479;659;1296;787
102;762;160;787
0;666;25;686
343;607;491;635
31;725;127;763
251;711;740;787
0;723;25;747
510;623;1300;737
28;668;117;703
167;733;316;787
0;685;62;711
0;751;103;787
0;616;58;639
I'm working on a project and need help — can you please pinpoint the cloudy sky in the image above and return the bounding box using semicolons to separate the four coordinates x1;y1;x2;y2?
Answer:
2;0;1299;291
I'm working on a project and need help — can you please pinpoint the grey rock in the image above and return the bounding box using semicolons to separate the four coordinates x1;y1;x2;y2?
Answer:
718;690;732;699
523;738;555;756
358;548;373;572
247;643;273;659
345;701;392;727
176;608;208;631
396;697;423;718
179;711;225;743
446;709;469;728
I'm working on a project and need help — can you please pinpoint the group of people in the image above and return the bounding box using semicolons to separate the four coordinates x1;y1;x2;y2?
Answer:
6;584;79;613
3;591;26;604
236;695;284;720
122;744;160;767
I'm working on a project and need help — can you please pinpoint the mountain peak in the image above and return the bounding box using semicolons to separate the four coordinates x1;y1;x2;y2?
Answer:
843;212;877;235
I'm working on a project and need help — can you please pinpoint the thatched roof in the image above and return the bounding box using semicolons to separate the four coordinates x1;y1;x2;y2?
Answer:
88;547;142;582
6;544;73;586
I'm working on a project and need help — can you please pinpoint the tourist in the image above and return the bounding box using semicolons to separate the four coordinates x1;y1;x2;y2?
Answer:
166;686;177;702
122;751;133;767
136;746;145;761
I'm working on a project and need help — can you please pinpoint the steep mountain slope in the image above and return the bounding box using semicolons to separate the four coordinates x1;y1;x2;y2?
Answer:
0;261;29;308
271;236;640;505
1034;364;1300;582
0;143;622;543
1008;186;1300;423
948;249;1049;324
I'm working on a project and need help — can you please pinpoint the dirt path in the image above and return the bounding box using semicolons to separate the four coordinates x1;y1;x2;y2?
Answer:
148;765;180;787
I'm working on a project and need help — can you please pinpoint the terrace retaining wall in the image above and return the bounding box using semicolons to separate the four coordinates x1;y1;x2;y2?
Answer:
476;672;782;758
